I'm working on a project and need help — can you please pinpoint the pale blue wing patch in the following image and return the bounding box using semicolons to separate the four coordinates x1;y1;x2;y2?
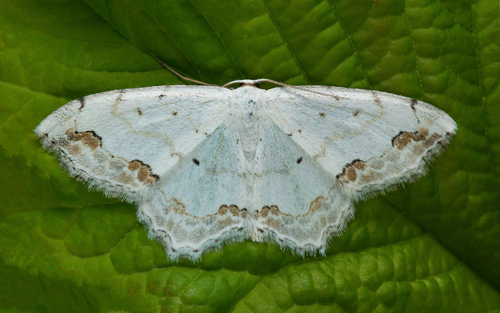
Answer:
36;86;231;200
250;121;354;255
266;86;457;199
137;123;252;260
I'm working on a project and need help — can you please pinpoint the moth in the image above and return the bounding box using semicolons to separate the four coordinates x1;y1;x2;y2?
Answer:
36;79;457;260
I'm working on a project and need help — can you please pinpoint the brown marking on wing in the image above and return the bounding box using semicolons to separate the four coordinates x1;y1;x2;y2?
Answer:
337;159;366;183
66;130;102;150
229;204;240;216
372;91;383;107
127;160;159;185
260;206;270;218
392;130;427;150
218;204;246;217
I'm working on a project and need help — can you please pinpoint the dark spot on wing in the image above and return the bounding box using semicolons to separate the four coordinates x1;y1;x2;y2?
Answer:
372;91;382;107
78;97;85;110
410;98;421;123
411;98;418;111
297;157;303;164
116;89;125;103
319;112;326;117
192;158;200;166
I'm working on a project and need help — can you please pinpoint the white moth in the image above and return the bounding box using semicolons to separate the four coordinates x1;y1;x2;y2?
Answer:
35;79;457;261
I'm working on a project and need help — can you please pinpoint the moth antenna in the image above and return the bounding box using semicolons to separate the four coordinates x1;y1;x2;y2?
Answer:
155;57;219;87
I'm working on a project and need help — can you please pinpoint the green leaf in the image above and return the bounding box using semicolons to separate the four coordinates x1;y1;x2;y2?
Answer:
1;0;499;312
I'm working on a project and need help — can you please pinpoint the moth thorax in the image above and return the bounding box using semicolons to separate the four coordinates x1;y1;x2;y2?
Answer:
238;123;261;162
